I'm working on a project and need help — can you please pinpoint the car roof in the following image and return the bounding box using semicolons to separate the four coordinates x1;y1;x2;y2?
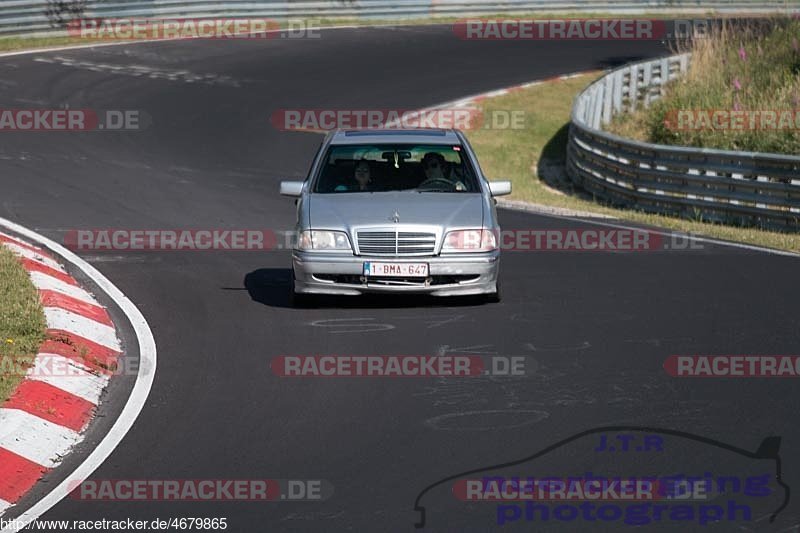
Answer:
328;128;462;145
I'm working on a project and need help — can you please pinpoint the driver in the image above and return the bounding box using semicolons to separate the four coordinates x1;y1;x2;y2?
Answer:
421;152;466;191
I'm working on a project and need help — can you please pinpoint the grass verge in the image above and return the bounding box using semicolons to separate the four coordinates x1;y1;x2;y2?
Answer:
0;245;46;402
465;72;800;253
0;35;78;53
607;17;800;153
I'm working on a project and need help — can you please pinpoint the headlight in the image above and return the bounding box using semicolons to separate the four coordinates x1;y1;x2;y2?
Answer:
297;230;352;251
442;229;497;252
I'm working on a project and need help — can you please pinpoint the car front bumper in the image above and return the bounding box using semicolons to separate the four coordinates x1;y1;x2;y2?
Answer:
292;250;500;296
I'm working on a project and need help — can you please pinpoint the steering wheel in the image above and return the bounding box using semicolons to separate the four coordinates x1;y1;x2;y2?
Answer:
417;178;455;190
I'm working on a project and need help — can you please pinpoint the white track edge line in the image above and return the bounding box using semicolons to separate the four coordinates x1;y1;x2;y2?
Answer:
0;22;447;60
0;217;156;530
497;203;800;258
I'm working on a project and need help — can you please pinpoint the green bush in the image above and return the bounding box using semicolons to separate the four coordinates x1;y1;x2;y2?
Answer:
624;18;800;154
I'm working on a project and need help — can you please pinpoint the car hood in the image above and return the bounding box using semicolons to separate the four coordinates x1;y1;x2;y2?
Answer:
308;192;484;230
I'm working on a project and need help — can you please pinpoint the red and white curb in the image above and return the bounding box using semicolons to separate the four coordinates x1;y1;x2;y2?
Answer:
0;219;155;530
433;72;592;108
0;231;121;516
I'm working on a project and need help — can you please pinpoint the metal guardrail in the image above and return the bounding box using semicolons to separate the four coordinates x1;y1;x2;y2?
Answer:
1;0;798;36
567;53;800;230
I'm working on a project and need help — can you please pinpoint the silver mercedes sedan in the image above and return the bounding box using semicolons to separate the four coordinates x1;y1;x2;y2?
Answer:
280;129;511;306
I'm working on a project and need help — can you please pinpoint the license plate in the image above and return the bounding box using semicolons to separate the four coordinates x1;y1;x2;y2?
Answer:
363;262;429;278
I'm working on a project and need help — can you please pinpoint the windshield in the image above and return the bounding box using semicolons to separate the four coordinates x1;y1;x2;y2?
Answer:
312;143;480;193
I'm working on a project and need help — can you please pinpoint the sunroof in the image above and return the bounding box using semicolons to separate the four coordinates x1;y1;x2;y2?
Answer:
343;130;448;137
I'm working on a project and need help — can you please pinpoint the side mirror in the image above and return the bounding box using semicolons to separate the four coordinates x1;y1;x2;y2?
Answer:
488;180;512;197
280;181;304;198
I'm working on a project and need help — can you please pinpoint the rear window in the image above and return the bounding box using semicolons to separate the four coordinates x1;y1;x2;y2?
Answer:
312;144;480;193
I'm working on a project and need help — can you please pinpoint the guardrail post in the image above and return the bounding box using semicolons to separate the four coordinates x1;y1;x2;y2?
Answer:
593;85;604;129
642;62;652;107
613;69;624;115
659;58;669;97
602;75;613;126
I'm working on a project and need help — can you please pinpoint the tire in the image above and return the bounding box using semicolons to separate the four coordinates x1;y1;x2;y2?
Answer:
289;290;315;308
290;272;315;308
485;280;501;304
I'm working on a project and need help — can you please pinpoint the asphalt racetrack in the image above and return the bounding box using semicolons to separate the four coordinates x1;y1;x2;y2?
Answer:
2;23;799;532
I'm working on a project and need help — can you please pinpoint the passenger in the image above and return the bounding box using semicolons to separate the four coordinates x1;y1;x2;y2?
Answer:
353;160;372;191
334;159;372;192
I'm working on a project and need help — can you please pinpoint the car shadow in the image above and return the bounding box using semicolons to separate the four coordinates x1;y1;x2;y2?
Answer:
242;268;294;308
536;122;599;202
536;122;574;194
242;268;491;309
595;55;652;69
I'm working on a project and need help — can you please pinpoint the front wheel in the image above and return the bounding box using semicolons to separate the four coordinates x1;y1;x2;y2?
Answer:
290;272;315;308
485;280;501;304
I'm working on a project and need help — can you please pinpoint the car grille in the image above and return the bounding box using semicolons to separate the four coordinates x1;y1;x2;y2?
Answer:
356;231;437;256
313;274;479;286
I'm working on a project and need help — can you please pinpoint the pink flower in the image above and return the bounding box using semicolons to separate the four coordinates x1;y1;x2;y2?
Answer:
738;45;747;61
732;77;742;91
733;95;741;112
